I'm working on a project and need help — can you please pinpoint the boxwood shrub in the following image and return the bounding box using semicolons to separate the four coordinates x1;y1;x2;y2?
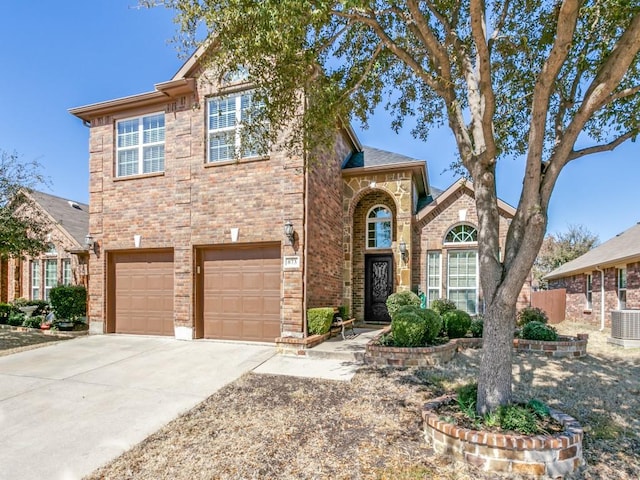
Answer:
516;306;549;327
430;298;457;316
0;303;11;324
520;321;558;341
391;305;442;347
442;309;472;338
22;315;43;329
469;317;484;338
307;307;334;335
49;285;87;320
386;291;421;319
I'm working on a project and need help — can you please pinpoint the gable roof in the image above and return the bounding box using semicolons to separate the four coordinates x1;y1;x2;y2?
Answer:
415;178;516;221
24;190;89;248
343;146;424;169
545;222;640;280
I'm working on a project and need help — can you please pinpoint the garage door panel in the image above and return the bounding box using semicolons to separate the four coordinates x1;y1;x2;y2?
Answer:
112;251;174;336
202;245;280;342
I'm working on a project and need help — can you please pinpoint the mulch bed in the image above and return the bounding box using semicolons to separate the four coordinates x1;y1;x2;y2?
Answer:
0;325;74;356
84;322;639;479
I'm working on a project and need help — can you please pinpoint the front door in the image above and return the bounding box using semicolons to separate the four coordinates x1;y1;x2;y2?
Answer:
365;254;394;323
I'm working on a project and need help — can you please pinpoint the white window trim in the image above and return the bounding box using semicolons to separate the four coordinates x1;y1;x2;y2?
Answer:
447;249;479;315
618;267;627;310
116;112;165;177
366;204;393;250
207;91;262;163
443;223;478;246
426;251;442;305
62;259;72;286
31;261;40;301
44;259;58;301
585;274;592;310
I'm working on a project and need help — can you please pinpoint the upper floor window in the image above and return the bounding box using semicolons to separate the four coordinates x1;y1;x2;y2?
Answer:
618;268;627;309
367;206;392;249
585;274;592;310
207;92;263;162
45;243;57;256
116;113;165;177
445;224;478;244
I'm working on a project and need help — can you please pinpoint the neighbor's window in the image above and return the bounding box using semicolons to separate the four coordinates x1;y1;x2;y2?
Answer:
44;259;57;301
366;205;392;249
426;251;442;306
62;259;72;286
448;250;478;314
445;224;478;243
116;113;165;177
585;274;593;310
31;261;40;300
207;91;264;162
618;268;627;309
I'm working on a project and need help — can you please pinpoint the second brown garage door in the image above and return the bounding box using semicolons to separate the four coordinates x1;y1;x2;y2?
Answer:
201;244;281;342
110;250;174;336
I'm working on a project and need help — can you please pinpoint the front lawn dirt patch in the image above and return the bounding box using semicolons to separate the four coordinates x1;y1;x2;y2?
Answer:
0;325;74;356
86;322;639;480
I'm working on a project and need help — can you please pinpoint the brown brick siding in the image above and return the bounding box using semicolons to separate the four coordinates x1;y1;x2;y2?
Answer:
550;261;640;327
305;133;351;309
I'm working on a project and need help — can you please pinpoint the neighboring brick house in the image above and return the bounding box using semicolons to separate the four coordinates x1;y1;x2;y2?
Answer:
0;190;89;303
69;48;528;341
545;222;640;328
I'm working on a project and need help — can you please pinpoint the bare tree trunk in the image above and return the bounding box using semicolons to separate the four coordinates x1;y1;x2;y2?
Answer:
477;297;516;415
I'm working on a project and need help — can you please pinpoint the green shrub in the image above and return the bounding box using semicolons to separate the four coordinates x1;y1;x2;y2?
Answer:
49;285;87;320
307;307;334;335
442;309;472;338
527;399;550;418
430;298;457;316
7;312;25;326
498;404;539;435
470;317;484;338
391;306;442;347
520;321;558;341
0;302;11;323
386;291;421;319
338;305;350;320
22;315;43;329
516;306;548;327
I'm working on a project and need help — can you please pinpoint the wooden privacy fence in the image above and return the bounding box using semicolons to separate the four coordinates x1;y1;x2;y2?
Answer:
531;288;566;324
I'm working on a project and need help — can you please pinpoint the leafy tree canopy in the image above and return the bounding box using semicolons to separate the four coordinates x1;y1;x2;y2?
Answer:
145;0;640;413
534;224;599;289
0;150;50;258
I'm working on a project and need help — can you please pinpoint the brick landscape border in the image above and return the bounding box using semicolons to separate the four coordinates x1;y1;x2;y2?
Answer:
514;335;588;358
364;327;458;366
423;394;584;478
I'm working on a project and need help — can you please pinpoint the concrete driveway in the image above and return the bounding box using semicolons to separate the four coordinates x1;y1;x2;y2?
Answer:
0;335;274;480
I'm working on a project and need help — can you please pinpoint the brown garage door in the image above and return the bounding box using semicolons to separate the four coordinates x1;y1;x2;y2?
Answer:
111;251;174;336
201;245;280;342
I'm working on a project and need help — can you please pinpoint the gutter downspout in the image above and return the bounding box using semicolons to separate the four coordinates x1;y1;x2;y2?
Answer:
595;266;605;331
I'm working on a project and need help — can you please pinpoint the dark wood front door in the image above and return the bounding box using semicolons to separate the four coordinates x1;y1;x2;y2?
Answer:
365;254;394;323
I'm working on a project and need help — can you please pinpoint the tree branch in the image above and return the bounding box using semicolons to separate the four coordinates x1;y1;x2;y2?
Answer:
568;130;638;160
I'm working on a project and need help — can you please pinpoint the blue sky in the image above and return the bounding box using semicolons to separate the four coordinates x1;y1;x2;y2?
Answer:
1;1;637;242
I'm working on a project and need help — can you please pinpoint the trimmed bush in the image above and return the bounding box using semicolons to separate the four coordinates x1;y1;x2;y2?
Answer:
470;317;484;338
520;321;558;341
517;306;548;327
442;309;472;338
0;303;11;323
338;305;350;320
430;298;457;316
391;305;442;347
7;312;25;326
307;307;334;335
22;315;43;329
49;285;87;320
386;291;421;319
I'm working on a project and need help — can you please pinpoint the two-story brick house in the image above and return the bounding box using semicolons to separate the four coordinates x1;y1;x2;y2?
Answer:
70;48;529;342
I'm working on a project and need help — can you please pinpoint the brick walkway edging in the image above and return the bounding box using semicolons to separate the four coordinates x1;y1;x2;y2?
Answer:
423;394;584;478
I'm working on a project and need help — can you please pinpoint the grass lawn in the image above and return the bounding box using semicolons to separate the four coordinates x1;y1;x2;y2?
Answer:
87;322;639;480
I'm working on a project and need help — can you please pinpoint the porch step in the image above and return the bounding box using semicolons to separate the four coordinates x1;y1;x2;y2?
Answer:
304;328;381;363
304;347;365;363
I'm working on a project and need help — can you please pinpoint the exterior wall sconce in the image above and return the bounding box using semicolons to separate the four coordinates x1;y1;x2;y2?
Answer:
399;239;408;262
284;220;295;245
84;234;94;251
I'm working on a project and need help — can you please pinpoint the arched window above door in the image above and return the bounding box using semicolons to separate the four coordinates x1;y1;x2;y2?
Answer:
367;205;392;249
444;224;478;244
